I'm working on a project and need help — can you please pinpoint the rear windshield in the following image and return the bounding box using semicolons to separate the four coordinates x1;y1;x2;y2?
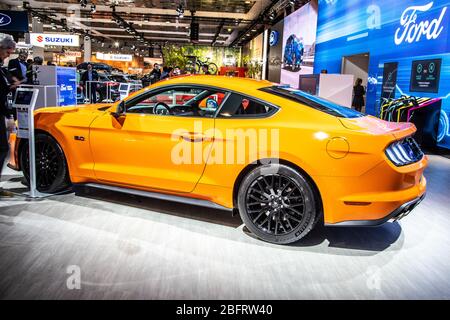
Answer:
260;86;364;118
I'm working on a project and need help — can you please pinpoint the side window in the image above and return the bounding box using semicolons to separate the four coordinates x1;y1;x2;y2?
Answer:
217;94;276;118
125;87;225;118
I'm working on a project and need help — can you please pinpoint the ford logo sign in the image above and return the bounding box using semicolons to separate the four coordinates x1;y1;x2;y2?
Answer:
0;13;12;27
269;30;279;47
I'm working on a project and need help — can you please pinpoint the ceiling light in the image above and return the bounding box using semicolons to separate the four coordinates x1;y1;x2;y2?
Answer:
114;42;119;47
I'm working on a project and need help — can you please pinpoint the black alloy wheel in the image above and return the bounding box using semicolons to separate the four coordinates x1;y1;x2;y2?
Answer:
238;164;319;244
20;133;71;193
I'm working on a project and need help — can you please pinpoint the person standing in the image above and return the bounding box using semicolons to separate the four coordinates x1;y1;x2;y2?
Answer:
149;63;161;84
0;34;19;189
160;66;170;80
201;64;210;75
352;78;366;112
26;56;44;84
8;49;28;84
80;63;99;103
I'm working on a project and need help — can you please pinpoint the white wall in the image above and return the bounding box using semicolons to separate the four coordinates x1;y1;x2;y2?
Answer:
342;54;369;87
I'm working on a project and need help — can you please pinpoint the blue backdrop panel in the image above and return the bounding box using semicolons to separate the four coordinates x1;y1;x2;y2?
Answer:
56;67;77;107
314;0;450;149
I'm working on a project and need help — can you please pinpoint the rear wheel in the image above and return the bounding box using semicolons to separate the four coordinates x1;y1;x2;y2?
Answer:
237;164;318;244
20;133;71;193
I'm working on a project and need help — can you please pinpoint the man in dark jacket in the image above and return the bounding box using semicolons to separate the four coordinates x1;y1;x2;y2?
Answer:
149;63;161;84
80;63;99;103
8;49;28;83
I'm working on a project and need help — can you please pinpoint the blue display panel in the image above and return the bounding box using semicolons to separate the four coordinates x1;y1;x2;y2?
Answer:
314;0;450;149
56;67;77;107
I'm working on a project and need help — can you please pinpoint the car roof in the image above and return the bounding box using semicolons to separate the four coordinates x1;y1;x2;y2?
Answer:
151;75;274;94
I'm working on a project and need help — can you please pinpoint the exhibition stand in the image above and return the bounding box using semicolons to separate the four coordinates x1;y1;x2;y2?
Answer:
32;65;77;107
12;88;48;198
19;84;59;109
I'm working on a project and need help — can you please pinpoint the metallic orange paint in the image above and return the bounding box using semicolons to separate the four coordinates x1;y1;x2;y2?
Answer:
8;76;427;225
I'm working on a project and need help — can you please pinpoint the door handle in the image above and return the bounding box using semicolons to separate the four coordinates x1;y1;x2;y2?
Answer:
180;132;211;143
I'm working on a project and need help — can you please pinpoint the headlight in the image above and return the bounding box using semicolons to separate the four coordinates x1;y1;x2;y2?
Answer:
385;137;424;166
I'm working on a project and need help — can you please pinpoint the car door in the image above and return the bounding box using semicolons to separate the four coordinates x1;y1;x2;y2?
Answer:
89;85;224;193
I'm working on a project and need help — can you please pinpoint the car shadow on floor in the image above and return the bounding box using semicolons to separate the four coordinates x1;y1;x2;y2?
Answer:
72;185;242;228
1;176;403;255
72;186;403;254
289;221;403;253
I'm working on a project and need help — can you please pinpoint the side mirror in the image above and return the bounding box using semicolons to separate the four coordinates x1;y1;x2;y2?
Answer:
111;101;125;119
117;101;125;114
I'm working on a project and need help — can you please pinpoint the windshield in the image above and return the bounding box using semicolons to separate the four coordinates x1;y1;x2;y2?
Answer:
260;86;364;118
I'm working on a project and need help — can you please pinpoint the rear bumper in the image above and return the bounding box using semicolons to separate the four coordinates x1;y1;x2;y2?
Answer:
326;193;425;227
316;155;428;225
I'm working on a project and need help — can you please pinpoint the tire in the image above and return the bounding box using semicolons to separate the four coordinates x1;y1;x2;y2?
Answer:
237;164;318;244
208;63;218;75
20;133;71;193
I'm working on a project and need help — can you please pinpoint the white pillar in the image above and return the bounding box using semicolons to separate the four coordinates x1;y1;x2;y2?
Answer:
262;29;269;80
30;17;44;59
84;37;91;62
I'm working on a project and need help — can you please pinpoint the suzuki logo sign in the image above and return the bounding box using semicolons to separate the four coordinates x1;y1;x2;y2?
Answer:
0;13;12;27
395;2;447;45
30;33;79;47
96;52;133;62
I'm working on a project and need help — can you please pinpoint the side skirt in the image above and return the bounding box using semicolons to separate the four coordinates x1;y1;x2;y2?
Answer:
80;183;233;212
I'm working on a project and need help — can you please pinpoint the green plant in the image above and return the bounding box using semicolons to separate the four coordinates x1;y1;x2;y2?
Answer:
161;45;241;71
241;55;262;79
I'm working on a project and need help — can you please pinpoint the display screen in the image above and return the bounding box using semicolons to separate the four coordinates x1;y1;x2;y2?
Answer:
119;83;129;91
410;59;442;93
381;62;398;99
299;75;319;95
280;2;318;88
14;90;33;106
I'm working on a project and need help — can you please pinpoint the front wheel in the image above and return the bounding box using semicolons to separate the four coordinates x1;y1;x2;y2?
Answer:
237;164;319;244
20;133;71;193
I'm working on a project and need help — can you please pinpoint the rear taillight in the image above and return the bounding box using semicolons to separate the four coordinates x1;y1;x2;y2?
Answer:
385;137;424;166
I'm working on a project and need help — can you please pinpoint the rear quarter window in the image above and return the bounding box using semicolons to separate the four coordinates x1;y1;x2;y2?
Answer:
259;86;363;118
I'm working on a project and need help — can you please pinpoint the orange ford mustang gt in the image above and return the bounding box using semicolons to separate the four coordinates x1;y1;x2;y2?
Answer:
8;76;427;244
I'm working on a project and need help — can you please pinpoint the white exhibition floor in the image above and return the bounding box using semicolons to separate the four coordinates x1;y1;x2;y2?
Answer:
0;155;449;299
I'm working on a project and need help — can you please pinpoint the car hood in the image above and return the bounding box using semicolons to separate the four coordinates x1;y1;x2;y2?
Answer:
339;115;416;140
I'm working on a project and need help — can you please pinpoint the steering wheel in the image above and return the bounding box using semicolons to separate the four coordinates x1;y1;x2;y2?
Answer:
153;102;171;115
